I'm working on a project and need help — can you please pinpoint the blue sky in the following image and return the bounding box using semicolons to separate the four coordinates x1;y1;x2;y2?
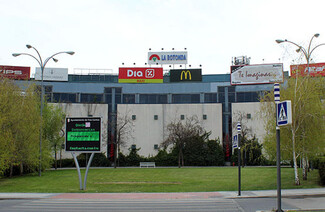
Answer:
1;0;325;76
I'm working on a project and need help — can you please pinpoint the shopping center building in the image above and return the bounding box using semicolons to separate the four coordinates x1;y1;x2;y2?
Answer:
8;54;286;159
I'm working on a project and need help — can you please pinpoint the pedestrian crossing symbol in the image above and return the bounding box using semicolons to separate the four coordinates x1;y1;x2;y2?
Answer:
276;100;292;126
279;104;287;121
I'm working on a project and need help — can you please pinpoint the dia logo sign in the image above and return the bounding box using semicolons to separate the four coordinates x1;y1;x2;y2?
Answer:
119;67;163;83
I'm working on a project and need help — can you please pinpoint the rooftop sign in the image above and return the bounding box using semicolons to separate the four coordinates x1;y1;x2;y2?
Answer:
290;63;325;77
231;63;283;85
0;65;30;80
148;51;187;65
169;69;202;82
35;67;68;81
118;67;163;83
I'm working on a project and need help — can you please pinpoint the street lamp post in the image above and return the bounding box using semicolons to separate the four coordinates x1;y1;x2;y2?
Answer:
276;33;325;73
275;34;324;212
13;45;74;177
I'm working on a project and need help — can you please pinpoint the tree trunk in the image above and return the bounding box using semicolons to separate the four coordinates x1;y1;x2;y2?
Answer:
302;156;307;180
9;164;13;178
178;147;181;168
54;148;57;170
181;149;184;167
59;148;62;168
20;163;23;175
114;142;117;168
292;131;300;185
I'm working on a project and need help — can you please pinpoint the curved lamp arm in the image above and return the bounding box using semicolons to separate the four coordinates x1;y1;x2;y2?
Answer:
309;43;325;57
27;44;43;67
43;51;75;68
12;53;42;67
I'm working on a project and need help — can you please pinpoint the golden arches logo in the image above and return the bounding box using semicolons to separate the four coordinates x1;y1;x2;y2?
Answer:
180;70;191;80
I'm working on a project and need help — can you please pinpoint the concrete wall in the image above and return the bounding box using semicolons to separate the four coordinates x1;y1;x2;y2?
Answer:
117;104;223;157
231;102;266;143
51;103;108;158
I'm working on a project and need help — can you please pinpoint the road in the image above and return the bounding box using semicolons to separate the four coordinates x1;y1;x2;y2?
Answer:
1;196;325;212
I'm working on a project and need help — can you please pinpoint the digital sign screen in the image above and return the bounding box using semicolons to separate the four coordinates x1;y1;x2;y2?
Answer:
65;117;101;152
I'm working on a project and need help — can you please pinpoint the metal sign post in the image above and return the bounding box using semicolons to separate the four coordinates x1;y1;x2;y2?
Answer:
237;122;241;196
274;83;282;212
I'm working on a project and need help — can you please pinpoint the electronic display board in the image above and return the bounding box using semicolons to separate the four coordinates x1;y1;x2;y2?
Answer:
65;117;101;152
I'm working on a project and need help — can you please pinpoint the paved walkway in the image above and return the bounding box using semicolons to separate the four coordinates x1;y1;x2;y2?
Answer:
0;188;324;200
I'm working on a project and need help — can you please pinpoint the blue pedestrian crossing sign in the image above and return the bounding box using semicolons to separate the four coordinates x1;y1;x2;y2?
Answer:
276;100;292;126
233;135;238;149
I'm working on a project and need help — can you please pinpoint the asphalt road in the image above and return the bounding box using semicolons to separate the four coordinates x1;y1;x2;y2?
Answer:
1;197;324;212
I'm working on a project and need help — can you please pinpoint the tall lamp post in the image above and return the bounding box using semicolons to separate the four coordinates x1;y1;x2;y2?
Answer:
276;33;325;73
13;45;74;177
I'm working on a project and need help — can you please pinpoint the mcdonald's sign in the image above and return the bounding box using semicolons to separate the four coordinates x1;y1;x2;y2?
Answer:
169;69;202;82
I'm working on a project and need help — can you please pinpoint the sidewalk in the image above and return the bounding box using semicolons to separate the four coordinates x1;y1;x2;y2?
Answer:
0;188;324;200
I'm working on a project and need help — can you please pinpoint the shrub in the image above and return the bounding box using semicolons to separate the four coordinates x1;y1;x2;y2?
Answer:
76;153;110;167
318;157;325;186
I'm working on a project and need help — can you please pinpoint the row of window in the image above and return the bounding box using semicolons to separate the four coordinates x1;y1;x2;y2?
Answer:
131;144;159;150
131;114;208;120
47;92;261;104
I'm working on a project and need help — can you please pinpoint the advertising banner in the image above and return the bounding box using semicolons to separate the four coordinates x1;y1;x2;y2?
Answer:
65;117;101;152
148;51;188;65
290;63;325;77
231;63;283;85
0;65;30;80
169;69;202;82
35;67;68;81
118;67;163;83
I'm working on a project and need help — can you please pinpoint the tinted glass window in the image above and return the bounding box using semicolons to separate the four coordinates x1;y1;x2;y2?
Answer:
139;94;167;104
236;92;259;102
81;94;103;103
204;93;217;103
218;92;225;103
172;94;200;103
53;93;77;103
123;94;135;104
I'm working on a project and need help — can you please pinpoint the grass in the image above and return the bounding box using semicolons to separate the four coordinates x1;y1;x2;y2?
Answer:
0;167;322;193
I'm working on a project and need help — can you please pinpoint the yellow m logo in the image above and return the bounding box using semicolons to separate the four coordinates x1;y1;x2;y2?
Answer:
180;70;191;80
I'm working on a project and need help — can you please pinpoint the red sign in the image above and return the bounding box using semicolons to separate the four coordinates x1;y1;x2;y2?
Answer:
290;63;325;77
0;65;30;80
118;67;163;83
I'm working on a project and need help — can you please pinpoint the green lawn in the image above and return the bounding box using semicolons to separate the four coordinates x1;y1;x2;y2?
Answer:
0;167;322;193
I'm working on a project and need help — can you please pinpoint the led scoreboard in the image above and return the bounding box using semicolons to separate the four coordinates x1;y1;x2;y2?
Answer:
65;117;101;152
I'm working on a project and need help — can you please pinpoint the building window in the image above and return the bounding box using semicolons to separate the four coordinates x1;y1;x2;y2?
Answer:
247;113;251;119
53;93;77;103
154;115;158;120
237;92;260;102
80;93;103;103
123;94;136;104
204;93;217;103
172;94;200;103
132;115;136;120
154;144;159;150
180;115;185;120
139;94;167;104
203;114;207;120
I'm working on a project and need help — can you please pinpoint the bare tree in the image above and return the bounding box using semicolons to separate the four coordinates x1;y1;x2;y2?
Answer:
111;110;134;168
161;115;205;168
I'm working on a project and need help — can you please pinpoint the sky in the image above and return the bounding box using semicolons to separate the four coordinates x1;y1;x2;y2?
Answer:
1;0;325;76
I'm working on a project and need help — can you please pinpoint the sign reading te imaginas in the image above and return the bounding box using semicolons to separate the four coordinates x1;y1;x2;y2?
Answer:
231;64;283;85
